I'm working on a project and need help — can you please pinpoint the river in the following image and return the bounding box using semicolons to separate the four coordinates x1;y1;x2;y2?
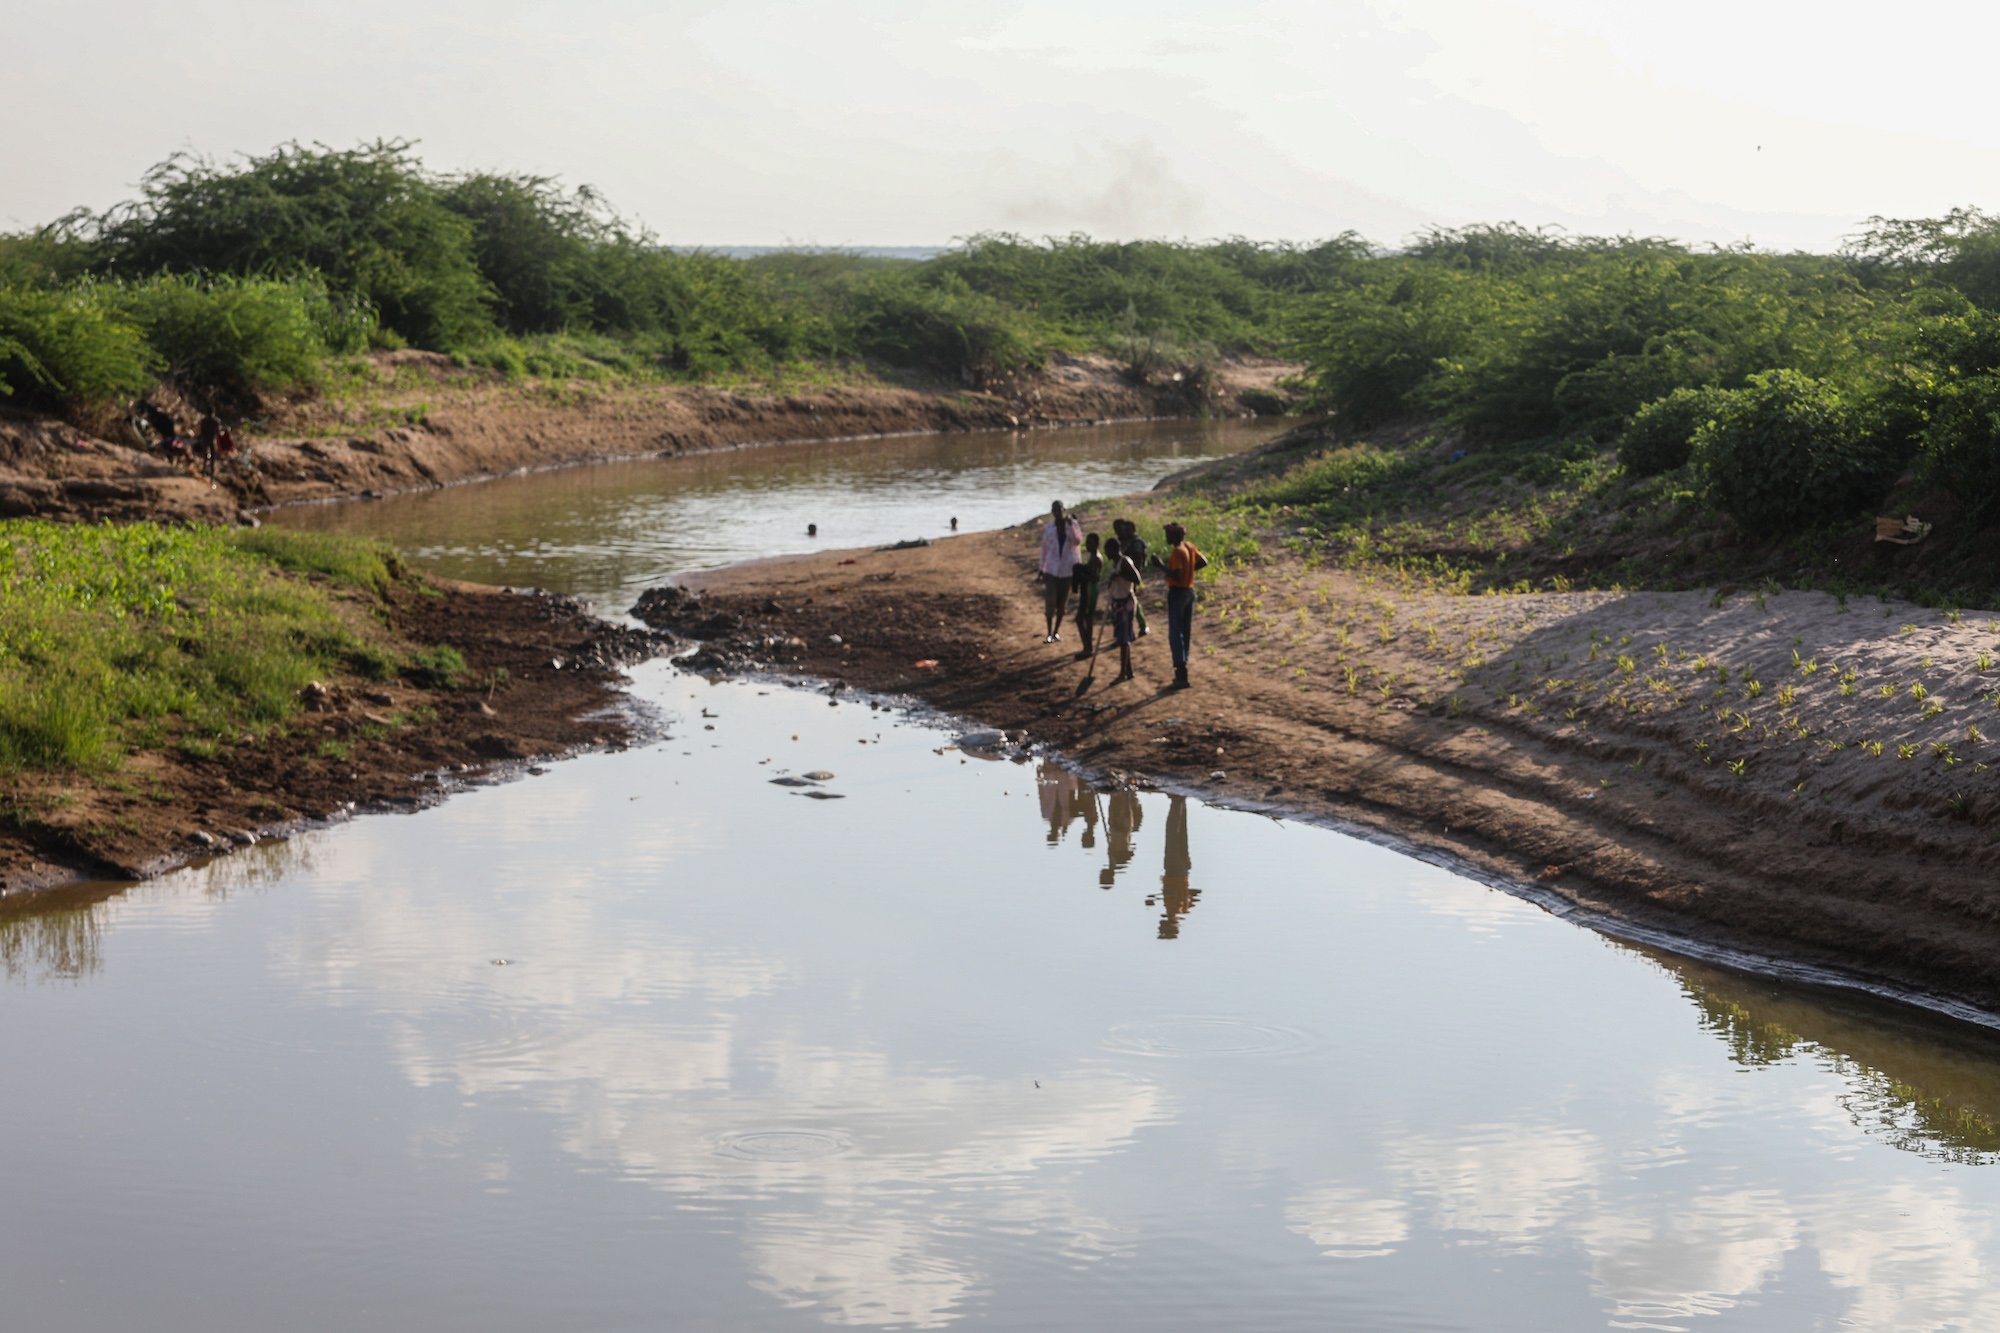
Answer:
5;420;2000;1331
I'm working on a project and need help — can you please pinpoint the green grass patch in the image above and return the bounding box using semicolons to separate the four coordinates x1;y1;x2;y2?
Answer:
0;520;403;771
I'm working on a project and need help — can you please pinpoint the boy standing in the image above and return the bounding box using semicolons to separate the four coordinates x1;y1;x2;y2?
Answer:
1039;501;1082;642
1162;521;1205;689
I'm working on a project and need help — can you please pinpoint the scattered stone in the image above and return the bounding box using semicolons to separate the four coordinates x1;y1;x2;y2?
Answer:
829;634;843;646
230;831;257;846
796;791;847;800
770;776;817;787
191;830;216;847
802;771;835;781
362;690;394;706
527;766;548;776
1209;770;1226;780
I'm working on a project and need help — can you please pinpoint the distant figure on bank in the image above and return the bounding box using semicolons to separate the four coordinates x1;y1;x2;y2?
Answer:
950;516;958;531
807;523;818;538
1161;521;1206;689
195;409;222;488
1103;536;1141;683
1072;532;1103;659
1039;500;1082;643
1112;519;1150;637
131;399;181;459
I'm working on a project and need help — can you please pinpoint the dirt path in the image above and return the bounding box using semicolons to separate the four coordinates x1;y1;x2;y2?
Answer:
677;519;2000;1021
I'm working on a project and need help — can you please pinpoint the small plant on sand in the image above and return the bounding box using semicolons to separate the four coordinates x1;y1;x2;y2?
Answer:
1970;724;1985;744
1745;679;1764;699
1879;683;1901;698
1863;740;1885;756
1801;658;1820;676
1777;684;1797;706
1901;624;1918;637
1727;758;1748;778
1980;652;1995;672
1912;683;1930;703
1923;701;1946;720
1898;743;1919;760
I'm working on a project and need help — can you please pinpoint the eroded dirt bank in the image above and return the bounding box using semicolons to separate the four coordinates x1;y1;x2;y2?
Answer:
0;581;675;894
673;521;2000;1021
0;353;1295;524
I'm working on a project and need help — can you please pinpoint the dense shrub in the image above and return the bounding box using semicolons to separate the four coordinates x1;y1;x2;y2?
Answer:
0;287;156;406
1692;370;1893;532
1619;386;1731;476
96;141;495;349
106;272;374;396
846;274;1047;387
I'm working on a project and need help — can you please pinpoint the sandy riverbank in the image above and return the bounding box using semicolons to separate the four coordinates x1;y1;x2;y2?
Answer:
0;352;1295;525
672;516;2000;1020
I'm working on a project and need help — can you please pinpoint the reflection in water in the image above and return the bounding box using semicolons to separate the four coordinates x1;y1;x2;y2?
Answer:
20;645;2000;1328
0;835;318;985
0;884;112;983
1037;763;1198;939
1639;941;2000;1163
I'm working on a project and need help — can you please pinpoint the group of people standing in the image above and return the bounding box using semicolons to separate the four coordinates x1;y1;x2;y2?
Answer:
1038;500;1205;689
128;399;237;489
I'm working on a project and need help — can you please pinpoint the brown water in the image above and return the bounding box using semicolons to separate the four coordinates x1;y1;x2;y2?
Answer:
7;423;2000;1331
268;418;1276;601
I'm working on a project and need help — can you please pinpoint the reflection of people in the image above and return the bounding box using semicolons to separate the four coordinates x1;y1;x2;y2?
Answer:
1037;760;1085;845
1039;501;1082;643
1099;789;1143;887
1152;795;1199;939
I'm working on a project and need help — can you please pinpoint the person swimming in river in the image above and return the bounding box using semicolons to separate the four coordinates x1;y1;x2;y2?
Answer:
1071;532;1103;660
1103;535;1141;682
807;522;817;537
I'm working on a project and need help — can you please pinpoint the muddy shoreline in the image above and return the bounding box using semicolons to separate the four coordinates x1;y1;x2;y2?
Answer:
0;579;678;898
673;523;2000;1027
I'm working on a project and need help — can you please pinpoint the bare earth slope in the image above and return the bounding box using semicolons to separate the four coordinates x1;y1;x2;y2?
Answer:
681;520;2000;1021
0;353;1295;524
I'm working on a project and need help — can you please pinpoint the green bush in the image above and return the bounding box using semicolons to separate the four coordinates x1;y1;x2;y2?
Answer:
96;141;495;349
1692;370;1892;532
1619;386;1730;476
106;272;372;395
1240;445;1403;507
0;287;156;406
847;274;1047;387
1915;373;2000;523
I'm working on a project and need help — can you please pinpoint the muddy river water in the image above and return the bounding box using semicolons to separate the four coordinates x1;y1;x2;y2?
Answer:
8;422;2000;1331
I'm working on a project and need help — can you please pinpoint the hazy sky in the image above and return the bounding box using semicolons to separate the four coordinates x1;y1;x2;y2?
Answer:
8;0;1998;251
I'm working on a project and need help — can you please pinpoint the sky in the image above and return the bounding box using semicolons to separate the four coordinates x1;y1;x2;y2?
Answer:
6;0;1999;252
